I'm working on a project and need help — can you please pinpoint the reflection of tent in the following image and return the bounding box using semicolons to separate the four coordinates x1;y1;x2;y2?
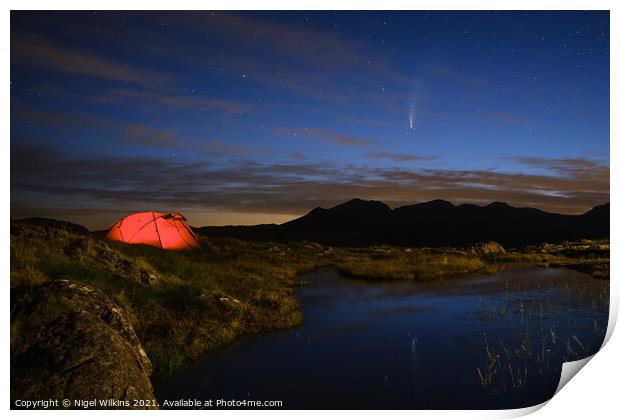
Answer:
105;212;200;250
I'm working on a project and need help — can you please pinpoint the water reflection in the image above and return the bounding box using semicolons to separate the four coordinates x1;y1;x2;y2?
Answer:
156;265;608;409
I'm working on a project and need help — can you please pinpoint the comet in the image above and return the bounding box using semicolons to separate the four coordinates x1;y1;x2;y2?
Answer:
408;98;415;129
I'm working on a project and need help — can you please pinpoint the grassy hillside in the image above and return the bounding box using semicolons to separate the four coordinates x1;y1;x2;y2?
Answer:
10;221;608;378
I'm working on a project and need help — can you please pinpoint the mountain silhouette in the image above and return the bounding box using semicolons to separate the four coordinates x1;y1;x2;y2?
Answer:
200;199;610;248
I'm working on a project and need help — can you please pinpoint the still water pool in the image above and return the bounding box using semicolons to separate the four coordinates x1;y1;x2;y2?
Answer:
156;264;608;409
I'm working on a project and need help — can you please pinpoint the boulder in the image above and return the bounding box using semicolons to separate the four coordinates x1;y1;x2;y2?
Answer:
11;280;157;408
469;241;506;256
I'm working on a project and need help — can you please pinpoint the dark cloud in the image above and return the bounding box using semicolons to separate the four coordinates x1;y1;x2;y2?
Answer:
11;105;67;127
13;105;190;150
11;137;609;229
203;99;248;117
276;127;374;147
92;88;205;108
197;13;401;80
123;124;177;148
129;12;407;104
41;12;405;104
16;82;249;120
311;129;373;146
508;156;609;179
11;105;119;132
12;34;172;88
337;115;402;128
84;88;247;115
11;203;129;219
202;139;249;157
10;13;421;128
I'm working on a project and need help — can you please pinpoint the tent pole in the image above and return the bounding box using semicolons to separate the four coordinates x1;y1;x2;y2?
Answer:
152;211;163;248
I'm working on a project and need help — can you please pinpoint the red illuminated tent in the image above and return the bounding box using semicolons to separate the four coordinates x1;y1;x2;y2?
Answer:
105;212;200;250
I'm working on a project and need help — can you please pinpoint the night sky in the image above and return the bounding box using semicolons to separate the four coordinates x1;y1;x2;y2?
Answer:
10;11;609;229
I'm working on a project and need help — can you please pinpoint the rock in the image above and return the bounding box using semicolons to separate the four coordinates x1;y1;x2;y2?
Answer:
64;238;95;258
319;246;335;256
469;241;506;256
212;293;242;306
11;280;157;408
11;223;51;242
268;246;286;256
139;270;159;285
65;239;160;285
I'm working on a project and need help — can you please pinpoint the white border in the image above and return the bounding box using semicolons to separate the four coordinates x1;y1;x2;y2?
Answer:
4;1;617;419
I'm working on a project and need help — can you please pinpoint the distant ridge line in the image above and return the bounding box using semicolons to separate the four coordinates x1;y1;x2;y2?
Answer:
198;199;610;248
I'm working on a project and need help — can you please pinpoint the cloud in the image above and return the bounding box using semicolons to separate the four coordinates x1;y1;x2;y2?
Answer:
428;63;488;88
10;202;134;221
203;99;248;116
123;124;177;147
11;105;66;127
89;88;204;108
88;89;248;115
508;156;609;179
276;127;373;147
377;164;609;203
365;152;437;162
12;34;172;88
11;12;414;112
17;83;250;119
13;105;186;150
311;129;372;146
11;138;609;226
338;115;402;128
202;139;248;156
11;105;119;132
146;12;406;103
194;13;395;74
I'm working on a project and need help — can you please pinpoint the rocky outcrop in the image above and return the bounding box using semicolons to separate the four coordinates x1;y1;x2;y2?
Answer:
65;238;160;285
11;221;161;287
11;280;157;408
469;241;506;256
12;217;90;236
